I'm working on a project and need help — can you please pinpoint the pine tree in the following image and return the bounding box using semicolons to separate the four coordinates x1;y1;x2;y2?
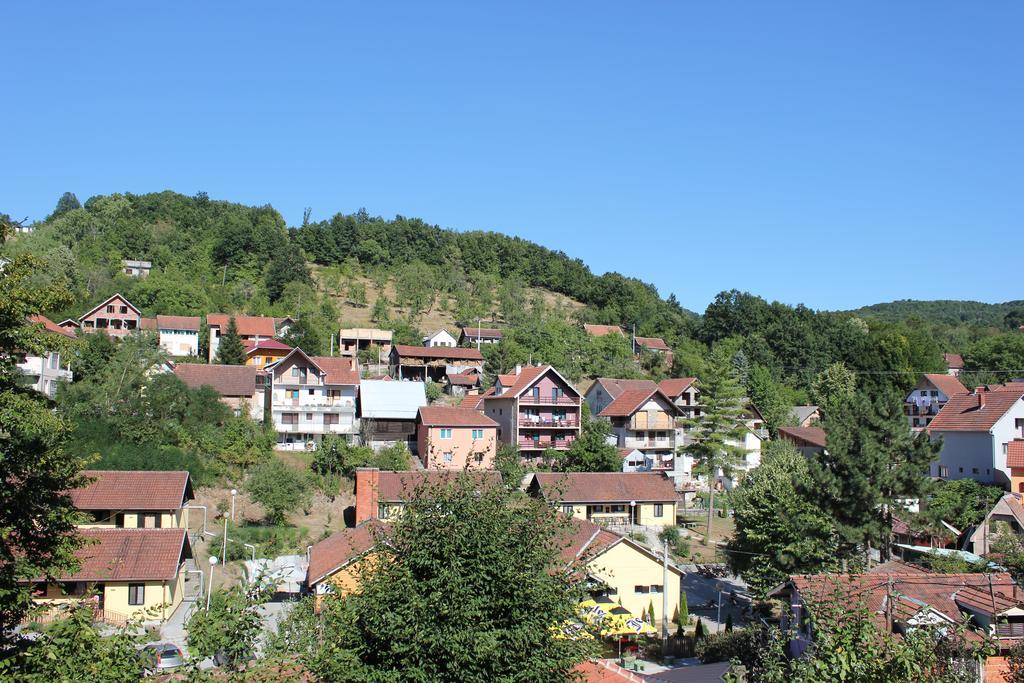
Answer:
694;617;705;641
647;599;656;627
215;316;247;365
681;344;750;543
51;191;81;218
679;592;689;631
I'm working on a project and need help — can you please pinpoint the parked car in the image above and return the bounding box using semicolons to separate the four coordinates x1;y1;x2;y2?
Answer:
139;642;184;675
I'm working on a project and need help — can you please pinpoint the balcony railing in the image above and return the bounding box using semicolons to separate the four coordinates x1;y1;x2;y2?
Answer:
273;402;356;412
518;396;580;406
904;403;940;416
624;439;675;449
518;438;574;449
996;623;1024;639
518;418;579;428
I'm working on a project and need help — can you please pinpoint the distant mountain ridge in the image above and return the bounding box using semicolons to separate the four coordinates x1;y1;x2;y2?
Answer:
847;299;1024;326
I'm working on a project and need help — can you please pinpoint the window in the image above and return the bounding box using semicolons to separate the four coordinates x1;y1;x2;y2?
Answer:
634;585;650;594
471;429;484;439
141;514;161;529
552;387;561;401
48;353;59;369
253;357;263;366
308;389;315;395
440;428;453;439
289;390;299;399
306;413;313;421
378;504;391;520
128;583;145;606
265;356;273;365
959;467;964;473
282;413;298;425
930;390;939;397
654;504;664;518
106;305;114;313
444;452;454;462
937;465;949;478
291;367;299;377
324;414;339;426
531;387;540;400
119;306;128;314
972;467;979;475
562;504;574;515
650;585;663;594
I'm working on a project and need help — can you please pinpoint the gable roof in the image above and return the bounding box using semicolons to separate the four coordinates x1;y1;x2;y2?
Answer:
583;324;624;337
928;388;1024;433
447;372;480;387
422;328;455;341
789;405;820;424
154;315;201;331
418;406;497;428
494;365;581;399
307;521;383;586
459;327;503;340
778;426;828;449
58;528;191;582
78;293;141;321
174;363;258;397
459;393;485;410
29;314;76;339
589;378;658;401
634;336;670;351
206;314;277;337
310;356;360;385
139;317;157;331
598;387;678;418
359;380;427;419
376;470;503;502
1008;441;1024;469
658;378;697;398
532;472;678;504
244;339;294;354
944;353;965;370
392;344;484;361
71;470;193;511
920;373;969;398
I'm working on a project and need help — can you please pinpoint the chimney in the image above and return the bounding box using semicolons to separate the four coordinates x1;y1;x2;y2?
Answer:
979;392;987;409
354;467;380;524
515;364;522;375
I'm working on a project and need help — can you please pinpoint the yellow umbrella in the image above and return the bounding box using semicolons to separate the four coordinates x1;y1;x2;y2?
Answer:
578;599;657;637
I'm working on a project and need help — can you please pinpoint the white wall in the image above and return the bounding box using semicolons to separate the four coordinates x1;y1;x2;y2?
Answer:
158;329;199;357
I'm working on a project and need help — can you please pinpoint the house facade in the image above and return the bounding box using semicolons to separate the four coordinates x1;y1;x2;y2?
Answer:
528;472;678;529
18;315;74;398
354;468;503;524
173;363;265;419
206;314;277;362
458;327;502;346
416;406;498;470
778;426;828;457
78;293;142;338
928;385;1024;485
389;344;484;383
596;386;680;474
244;339;293;368
359;379;427;452
944;353;965;377
153;315;200;357
483;365;582;457
339;328;393;359
121;259;152;277
422;328;458;348
904;373;968;431
585;378;658;417
266;349;360;450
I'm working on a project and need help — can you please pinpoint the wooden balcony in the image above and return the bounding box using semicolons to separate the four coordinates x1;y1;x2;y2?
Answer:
518;417;579;428
518;438;574;450
518;396;580;406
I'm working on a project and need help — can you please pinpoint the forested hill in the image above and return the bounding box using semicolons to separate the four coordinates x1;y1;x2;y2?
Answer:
849;299;1024;327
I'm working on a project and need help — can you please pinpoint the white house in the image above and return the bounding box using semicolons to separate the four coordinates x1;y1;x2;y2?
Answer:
147;315;201;357
206;314;277;362
265;349;360;451
928;384;1024;486
122;259;152;277
422;329;458;348
904;373;968;431
18;315;74;398
359;380;427;452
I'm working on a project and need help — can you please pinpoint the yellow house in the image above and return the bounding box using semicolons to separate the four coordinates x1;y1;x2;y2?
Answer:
354;468;503;525
72;470;194;530
306;521;384;609
244;339;293;368
562;518;685;630
528;472;678;529
31;528;192;622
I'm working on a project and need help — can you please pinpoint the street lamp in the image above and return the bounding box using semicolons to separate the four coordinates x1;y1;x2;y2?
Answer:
207;556;219;610
629;500;637;526
243;543;257;563
230;489;238;522
221;515;229;566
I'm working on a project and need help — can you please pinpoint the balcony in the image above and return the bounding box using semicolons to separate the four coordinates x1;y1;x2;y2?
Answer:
518;417;579;428
276;421;357;434
904;403;940;417
273;401;356;412
623;438;675;450
518;395;580;406
995;623;1024;639
518;438;575;450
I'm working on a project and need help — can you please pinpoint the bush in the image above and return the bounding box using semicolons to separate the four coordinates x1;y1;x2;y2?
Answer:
311;437;411;479
247;458;312;524
696;625;770;669
210;524;311;562
424;381;442;402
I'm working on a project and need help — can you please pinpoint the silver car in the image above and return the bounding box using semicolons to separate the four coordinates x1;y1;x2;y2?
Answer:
140;642;185;675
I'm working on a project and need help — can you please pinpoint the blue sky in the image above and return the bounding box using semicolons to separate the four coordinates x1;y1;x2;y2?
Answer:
2;2;1020;312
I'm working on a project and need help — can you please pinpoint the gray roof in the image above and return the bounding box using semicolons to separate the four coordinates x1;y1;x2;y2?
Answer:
122;259;152;268
360;380;427;419
789;405;820;424
644;661;732;682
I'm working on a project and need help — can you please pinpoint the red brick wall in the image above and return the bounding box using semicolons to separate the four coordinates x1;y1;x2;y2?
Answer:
354;468;380;524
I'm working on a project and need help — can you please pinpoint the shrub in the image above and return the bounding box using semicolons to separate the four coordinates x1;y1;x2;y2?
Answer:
424;381;442;402
247;458;311;524
210;524;311;562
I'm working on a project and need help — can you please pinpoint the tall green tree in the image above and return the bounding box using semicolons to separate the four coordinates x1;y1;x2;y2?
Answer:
51;191;81;218
680;345;750;543
268;474;594;680
187;583;270;672
215;316;247;365
810;361;857;414
559;404;621;472
0;231;88;642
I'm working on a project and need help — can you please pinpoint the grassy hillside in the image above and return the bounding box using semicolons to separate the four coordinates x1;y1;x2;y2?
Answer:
849;299;1024;327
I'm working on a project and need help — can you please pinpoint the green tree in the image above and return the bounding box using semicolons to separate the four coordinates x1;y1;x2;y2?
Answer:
347;280;367;306
964;333;1024;382
187;583;270;671
494;442;525;487
247;457;311;524
279;315;324;355
269;474;594;680
681;344;750;543
0;240;87;640
728;441;839;595
51;191;81;218
265;244;312;303
560;404;621;472
424;380;442;402
677;593;688;634
810;361;857;413
923;479;1004;532
746;364;793;436
370;294;391;324
215;316;247;365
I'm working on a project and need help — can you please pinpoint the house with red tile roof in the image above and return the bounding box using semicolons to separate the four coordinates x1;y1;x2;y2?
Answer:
244;338;293;368
928;385;1024;485
444;367;481;396
265;348;360;450
78;293;142;338
596;386;681;475
458;326;503;346
583;324;625;338
174;363;265;419
17;314;75;398
778;425;828;457
944;353;965;377
306;520;384;607
151;314;201;357
388;344;484;383
354;468;503;524
416;406;499;470
904;373;969;431
482;365;582;457
72;470;194;530
769;570;1024;670
528;471;678;529
585;378;658;416
206;313;279;362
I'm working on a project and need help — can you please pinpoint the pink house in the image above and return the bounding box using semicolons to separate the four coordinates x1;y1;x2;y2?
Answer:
482;365;582;457
78;294;142;338
416;406;499;470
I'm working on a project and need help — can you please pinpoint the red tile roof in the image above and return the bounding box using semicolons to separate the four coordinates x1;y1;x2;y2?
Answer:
79;294;141;321
447;372;481;387
376;471;503;502
778;426;828;449
392;344;484;361
459;394;485;410
583;324;624;337
310;356;360;385
29;314;76;339
921;373;969;398
244;339;294;354
174;363;259;397
634;336;670;351
1008;441;1024;469
928;389;1024;432
574;660;648;682
532;472;677;503
155;315;201;331
307;521;383;585
944;353;965;370
460;327;503;339
417;406;498;428
58;528;191;582
206;314;277;337
140;317;157;331
658;377;697;398
71;470;192;511
494;366;580;399
591;378;659;401
598;388;676;418
558;517;622;565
